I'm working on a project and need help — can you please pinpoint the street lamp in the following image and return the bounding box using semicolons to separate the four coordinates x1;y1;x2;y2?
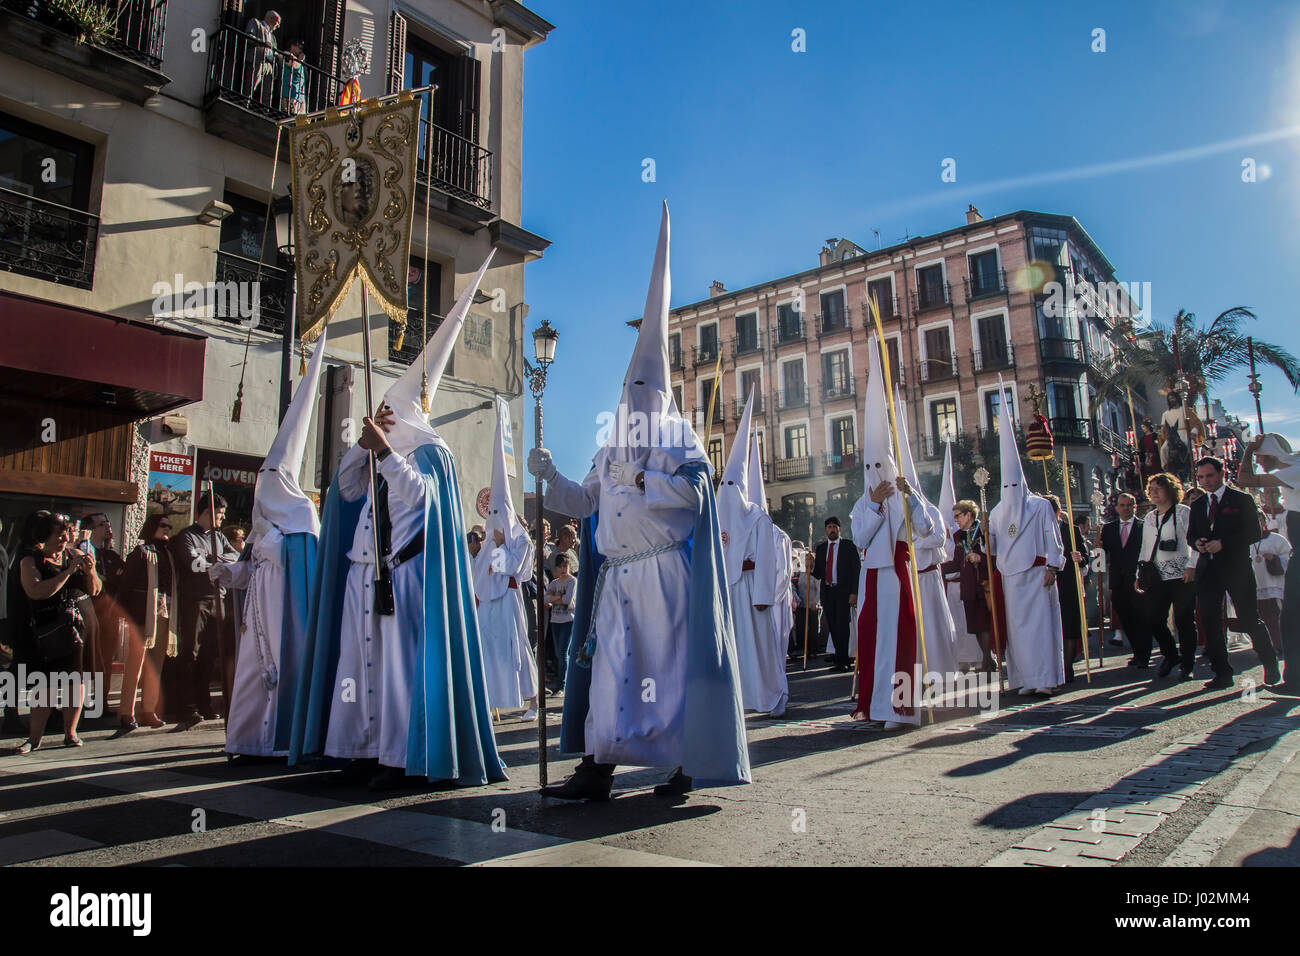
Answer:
525;318;558;786
272;191;297;421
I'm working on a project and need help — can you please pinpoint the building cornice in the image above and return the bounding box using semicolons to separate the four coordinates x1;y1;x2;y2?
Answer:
489;0;555;47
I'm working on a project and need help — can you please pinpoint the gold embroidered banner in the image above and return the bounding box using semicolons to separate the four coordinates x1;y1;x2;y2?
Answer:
288;95;420;345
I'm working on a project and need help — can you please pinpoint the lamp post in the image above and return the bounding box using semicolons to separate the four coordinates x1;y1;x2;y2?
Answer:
526;319;558;786
272;191;296;422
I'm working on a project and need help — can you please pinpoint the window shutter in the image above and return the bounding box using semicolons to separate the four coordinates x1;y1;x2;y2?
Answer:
452;53;481;142
320;0;346;82
387;11;407;94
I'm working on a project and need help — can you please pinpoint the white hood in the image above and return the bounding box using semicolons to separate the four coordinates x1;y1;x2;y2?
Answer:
893;387;929;506
718;390;762;585
860;334;905;539
990;374;1041;572
252;324;328;540
598;202;707;487
938;439;957;533
382;251;495;456
473;398;531;600
747;426;769;515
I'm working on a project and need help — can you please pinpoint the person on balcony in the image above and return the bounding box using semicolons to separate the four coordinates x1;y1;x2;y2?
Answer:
280;39;307;115
244;10;280;108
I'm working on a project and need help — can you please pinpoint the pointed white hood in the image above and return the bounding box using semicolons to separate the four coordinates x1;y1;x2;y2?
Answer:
382;250;495;456
990;375;1042;572
718;390;762;585
599;202;707;485
938;440;957;533
473;398;530;599
862;335;900;491
893;386;927;504
747;428;768;515
252;324;327;540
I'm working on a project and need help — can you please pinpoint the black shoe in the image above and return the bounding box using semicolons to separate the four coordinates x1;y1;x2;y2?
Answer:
1263;665;1282;686
367;766;413;792
1157;658;1177;678
653;767;693;797
172;712;203;731
539;759;614;801
1203;675;1234;690
338;758;380;786
1108;636;1124;647
1178;667;1195;681
829;664;850;674
110;717;137;739
1127;659;1150;669
200;712;221;721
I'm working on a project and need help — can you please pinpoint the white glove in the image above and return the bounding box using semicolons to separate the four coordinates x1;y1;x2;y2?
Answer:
607;460;641;487
527;447;557;482
207;564;234;587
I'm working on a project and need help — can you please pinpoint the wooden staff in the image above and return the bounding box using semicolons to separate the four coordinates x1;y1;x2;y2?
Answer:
704;349;724;449
1060;449;1092;682
868;295;929;720
974;471;1005;692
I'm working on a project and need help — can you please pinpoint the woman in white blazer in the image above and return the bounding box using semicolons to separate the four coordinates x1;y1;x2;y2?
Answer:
1136;472;1195;679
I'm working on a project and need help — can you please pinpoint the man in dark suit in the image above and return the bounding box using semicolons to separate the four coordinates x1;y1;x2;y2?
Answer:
1187;456;1281;689
812;516;859;672
1099;493;1153;666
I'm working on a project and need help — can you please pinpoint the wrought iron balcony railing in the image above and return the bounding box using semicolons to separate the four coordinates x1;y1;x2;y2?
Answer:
418;115;493;211
1;0;168;69
732;395;764;419
669;348;684;371
971;344;1015;372
775;387;808;411
817;310;850;337
823;451;857;474
693;343;720;367
775;456;813;481
732;330;763;358
820;378;856;402
964;267;1007;301
918;355;959;383
914;281;951;311
861;295;901;323
212;249;288;334
0;186;99;289
776;318;804;344
1039;337;1085;364
206;23;340;120
1050;417;1092;443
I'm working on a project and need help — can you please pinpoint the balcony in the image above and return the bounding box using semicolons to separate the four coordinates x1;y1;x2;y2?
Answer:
918;355;959;384
205;23;341;157
1050;417;1092;444
914;281;951;312
0;186;100;290
212;250;289;335
817;311;851;338
776;318;805;345
964;268;1008;301
695;403;723;426
823;451;857;474
693;343;721;368
861;296;901;324
732;395;764;419
775;387;808;411
1039;337;1085;365
390;308;449;365
775;456;813;481
971;344;1015;372
820;378;856;403
0;0;170;104
1097;421;1126;455
418;115;494;214
732;330;763;359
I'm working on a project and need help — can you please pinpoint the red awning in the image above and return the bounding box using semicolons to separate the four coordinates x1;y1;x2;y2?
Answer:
0;289;206;415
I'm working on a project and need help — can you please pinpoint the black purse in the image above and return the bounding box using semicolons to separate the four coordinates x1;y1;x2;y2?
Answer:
31;604;80;663
1136;510;1173;593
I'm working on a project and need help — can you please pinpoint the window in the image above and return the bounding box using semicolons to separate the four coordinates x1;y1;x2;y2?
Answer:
823;349;850;397
985;386;1015;433
967;249;1000;297
977;313;1009;366
669;332;682;369
930;398;958;443
885;338;903;385
404;33;480;144
923;326;953;377
699;323;719;362
671;383;683;411
830;416;855;457
916;264;945;309
782;359;806;404
708;438;723;474
739;367;762;409
1030;226;1069;267
699;376;717;419
1037;302;1076;342
735;312;759;353
1048;381;1081;420
867;277;893;317
219;192;277;263
0;112;97;288
785;424;808;460
390;254;446;365
820;289;846;332
777;303;802;340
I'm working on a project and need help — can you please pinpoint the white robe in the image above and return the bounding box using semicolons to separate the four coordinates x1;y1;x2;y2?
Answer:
545;457;697;768
475;535;538;709
225;528;298;756
771;528;794;660
730;516;788;714
911;503;960;679
851;491;928;725
324;447;432;769
990;498;1065;691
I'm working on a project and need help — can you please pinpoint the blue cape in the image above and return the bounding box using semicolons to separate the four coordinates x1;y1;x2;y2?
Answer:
289;443;506;785
559;461;751;787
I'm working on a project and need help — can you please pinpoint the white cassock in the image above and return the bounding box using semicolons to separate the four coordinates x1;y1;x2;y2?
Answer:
475;534;538;709
991;497;1065;691
324;445;431;769
730;516;787;714
911;502;959;678
771;528;794;659
545;461;696;768
225;529;290;755
852;492;929;725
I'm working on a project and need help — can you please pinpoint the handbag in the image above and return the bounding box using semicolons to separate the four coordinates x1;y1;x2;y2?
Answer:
31;604;80;663
1264;552;1284;577
1136;510;1173;593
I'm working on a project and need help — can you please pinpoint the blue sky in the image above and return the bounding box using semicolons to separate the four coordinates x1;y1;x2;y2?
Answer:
519;0;1300;478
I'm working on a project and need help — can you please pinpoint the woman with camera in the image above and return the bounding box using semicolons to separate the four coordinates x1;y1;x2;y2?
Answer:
7;512;100;753
1136;473;1196;680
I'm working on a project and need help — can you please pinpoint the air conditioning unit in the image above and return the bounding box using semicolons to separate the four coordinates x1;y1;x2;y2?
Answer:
161;414;189;436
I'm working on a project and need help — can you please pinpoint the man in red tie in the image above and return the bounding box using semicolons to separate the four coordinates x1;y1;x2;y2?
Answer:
1099;493;1152;667
813;517;859;673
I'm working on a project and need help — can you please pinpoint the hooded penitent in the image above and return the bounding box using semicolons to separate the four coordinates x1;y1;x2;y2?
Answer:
381;250;496;456
938;439;957;533
252;324;330;542
473;400;531;600
601;202;707;482
718;391;763;585
989;375;1039;574
860;335;905;545
893;387;930;508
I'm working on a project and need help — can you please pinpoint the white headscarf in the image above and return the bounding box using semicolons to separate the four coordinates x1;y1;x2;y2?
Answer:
597;202;707;488
718;390;762;585
382;251;495;456
251;323;328;542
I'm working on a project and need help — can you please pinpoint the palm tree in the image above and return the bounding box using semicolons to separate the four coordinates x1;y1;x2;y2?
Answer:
1106;308;1299;414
